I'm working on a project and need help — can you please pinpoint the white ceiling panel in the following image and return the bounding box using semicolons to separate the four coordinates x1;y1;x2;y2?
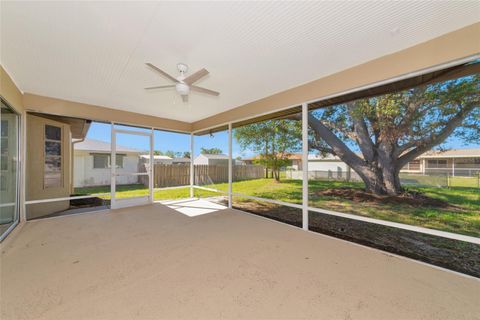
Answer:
1;1;479;122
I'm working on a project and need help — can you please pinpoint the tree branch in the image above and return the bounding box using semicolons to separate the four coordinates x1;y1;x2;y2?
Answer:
347;102;375;163
308;114;366;168
397;104;477;168
308;139;334;155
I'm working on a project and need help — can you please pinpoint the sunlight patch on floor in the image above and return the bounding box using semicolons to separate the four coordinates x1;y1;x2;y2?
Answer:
158;198;227;217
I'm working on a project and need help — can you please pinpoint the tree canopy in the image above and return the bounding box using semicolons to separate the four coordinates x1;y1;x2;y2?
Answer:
200;147;223;154
308;73;479;194
235;119;301;180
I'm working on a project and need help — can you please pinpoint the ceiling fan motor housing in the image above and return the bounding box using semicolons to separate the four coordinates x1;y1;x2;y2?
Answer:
176;82;190;95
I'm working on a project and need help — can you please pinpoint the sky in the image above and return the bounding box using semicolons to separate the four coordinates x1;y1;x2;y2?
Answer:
85;122;245;158
86;121;477;159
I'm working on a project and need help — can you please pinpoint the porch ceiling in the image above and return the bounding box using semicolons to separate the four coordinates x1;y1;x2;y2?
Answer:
1;2;479;123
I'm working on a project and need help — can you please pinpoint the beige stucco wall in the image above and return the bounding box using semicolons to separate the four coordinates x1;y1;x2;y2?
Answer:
23;93;192;133
0;65;23;113
192;22;480;131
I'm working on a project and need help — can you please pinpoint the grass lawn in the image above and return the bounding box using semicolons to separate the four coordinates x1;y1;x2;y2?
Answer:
75;178;480;237
449;176;479;188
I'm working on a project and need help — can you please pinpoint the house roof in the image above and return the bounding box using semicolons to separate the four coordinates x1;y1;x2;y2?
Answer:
75;139;142;153
308;154;342;161
304;148;480;161
172;157;191;162
140;155;172;160
306;149;480;161
199;154;229;159
418;148;480;159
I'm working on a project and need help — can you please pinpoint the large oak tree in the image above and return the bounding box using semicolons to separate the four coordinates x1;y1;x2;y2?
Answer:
307;74;479;195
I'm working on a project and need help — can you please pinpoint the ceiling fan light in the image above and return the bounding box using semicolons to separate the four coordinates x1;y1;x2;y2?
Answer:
176;83;190;95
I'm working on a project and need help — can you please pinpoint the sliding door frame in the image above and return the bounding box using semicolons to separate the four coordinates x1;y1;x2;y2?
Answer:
0;97;21;241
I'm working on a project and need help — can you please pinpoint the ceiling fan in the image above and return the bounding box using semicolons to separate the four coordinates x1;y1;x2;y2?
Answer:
145;63;219;102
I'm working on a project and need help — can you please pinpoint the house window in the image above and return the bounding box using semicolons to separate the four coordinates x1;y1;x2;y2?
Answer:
93;154;109;169
44;125;62;188
427;159;447;168
456;158;480;165
93;154;124;169
407;160;420;170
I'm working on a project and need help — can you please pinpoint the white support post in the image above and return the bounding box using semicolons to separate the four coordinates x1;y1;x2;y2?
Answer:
149;128;154;203
190;133;194;198
228;123;233;208
452;157;455;177
302;103;309;230
110;122;116;208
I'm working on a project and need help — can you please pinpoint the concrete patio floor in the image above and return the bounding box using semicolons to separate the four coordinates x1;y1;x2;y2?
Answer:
1;203;479;320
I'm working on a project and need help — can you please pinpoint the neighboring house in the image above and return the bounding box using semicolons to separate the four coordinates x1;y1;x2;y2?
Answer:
194;154;245;166
74;139;142;187
286;148;480;177
172;157;191;165
141;154;173;165
283;153;355;180
307;154;350;172
401;148;480;176
140;155;191;166
194;154;229;166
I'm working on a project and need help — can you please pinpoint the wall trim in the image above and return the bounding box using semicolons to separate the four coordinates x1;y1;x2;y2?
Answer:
23;93;192;133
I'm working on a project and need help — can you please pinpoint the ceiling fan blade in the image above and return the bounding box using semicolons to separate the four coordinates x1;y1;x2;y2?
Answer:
145;63;178;83
190;85;220;96
144;85;175;90
181;95;189;103
184;68;209;85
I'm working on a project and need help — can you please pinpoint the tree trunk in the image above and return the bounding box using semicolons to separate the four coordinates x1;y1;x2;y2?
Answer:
274;168;280;181
350;163;403;195
377;142;403;195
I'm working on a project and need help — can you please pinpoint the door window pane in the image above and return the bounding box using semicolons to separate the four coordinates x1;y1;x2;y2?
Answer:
45;141;61;156
44;124;62;188
45;125;61;140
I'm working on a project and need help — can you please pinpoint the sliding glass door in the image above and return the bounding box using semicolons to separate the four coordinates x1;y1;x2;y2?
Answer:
0;99;20;240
